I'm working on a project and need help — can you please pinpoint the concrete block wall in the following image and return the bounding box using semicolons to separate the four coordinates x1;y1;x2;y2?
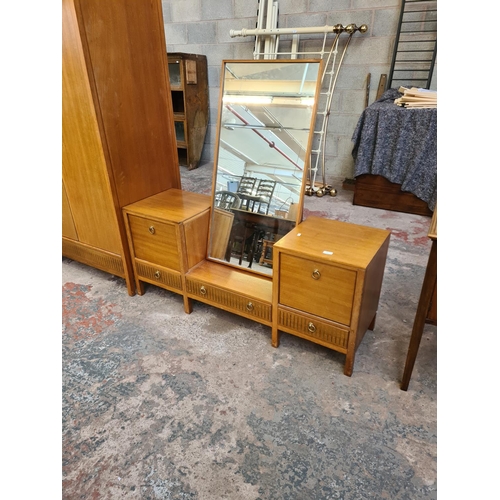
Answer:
161;0;433;182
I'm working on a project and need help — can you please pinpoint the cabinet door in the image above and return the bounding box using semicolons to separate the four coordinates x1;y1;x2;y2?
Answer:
62;0;122;254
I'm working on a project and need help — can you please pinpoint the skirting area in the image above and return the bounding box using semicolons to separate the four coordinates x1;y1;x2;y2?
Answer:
62;164;437;499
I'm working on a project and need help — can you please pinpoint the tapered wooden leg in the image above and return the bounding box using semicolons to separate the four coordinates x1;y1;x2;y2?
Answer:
368;313;377;331
136;280;145;296
271;327;280;347
401;240;437;390
344;352;354;377
183;296;193;314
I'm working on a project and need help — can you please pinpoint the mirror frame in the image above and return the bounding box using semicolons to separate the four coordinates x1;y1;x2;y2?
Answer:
207;59;324;277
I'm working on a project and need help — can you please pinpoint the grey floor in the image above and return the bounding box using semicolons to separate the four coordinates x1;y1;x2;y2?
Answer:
62;164;437;499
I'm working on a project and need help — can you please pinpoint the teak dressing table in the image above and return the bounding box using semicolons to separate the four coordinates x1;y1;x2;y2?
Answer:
120;60;392;376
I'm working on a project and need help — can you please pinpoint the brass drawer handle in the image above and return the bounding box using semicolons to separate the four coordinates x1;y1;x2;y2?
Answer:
312;269;321;280
200;285;207;295
246;302;254;312
308;322;316;333
154;270;161;279
149;226;155;235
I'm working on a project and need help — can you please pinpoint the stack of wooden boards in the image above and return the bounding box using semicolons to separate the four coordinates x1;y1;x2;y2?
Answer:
395;87;437;108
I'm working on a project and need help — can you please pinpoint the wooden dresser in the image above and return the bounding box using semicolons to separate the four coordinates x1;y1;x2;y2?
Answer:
122;189;211;313
272;216;391;376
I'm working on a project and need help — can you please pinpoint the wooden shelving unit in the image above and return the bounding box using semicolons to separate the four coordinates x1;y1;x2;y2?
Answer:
167;53;209;170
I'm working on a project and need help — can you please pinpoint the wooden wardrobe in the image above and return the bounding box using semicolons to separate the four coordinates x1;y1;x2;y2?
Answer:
62;0;180;296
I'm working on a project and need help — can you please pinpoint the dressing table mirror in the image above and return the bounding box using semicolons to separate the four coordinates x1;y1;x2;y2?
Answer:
207;59;323;276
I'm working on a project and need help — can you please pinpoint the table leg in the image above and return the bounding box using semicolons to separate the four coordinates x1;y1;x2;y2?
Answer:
401;240;437;390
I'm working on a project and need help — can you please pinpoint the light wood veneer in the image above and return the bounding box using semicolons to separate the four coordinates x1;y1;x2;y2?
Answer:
62;0;180;295
123;189;211;313
186;261;273;325
272;216;391;376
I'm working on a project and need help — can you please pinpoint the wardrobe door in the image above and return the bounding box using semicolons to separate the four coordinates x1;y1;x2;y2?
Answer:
75;0;181;207
62;0;122;254
62;0;122;255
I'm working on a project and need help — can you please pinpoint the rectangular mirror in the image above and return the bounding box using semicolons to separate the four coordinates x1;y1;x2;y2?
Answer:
207;59;323;276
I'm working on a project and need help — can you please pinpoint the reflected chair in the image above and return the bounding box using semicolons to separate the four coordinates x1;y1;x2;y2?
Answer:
226;220;255;267
214;191;241;210
236;176;258;211
253;179;276;215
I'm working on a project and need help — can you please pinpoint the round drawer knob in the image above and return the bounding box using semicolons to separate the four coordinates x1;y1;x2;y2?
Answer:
200;285;207;295
246;302;254;312
308;322;316;333
149;226;156;235
311;269;321;280
154;270;161;279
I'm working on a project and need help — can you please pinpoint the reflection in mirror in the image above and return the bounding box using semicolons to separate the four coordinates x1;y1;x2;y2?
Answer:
208;60;322;276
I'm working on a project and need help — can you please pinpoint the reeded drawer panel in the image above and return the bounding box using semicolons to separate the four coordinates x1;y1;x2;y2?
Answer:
279;253;356;326
128;215;180;271
136;261;182;291
186;278;271;324
278;307;349;351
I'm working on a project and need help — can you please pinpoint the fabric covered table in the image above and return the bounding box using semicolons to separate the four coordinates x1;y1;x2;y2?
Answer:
351;89;437;211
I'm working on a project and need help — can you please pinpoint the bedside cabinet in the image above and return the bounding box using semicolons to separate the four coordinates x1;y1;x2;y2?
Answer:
272;216;391;376
123;189;211;313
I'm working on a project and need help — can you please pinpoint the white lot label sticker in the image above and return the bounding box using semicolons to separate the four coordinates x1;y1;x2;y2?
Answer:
322;250;333;255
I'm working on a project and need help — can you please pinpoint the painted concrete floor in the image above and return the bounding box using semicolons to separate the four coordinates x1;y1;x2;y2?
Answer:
62;165;437;499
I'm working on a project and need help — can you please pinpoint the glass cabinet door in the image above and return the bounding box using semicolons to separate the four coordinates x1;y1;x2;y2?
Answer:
168;61;182;88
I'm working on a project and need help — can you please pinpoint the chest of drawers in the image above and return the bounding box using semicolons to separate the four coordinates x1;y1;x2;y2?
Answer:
272;216;391;376
123;189;211;313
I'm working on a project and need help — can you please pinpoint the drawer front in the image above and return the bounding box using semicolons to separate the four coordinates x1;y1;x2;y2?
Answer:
136;261;182;291
279;253;356;326
278;307;349;351
129;215;181;271
186;278;271;324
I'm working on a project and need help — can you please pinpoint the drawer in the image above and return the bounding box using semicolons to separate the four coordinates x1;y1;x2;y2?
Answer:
128;215;181;271
279;253;356;326
278;306;349;351
136;260;182;291
186;277;271;324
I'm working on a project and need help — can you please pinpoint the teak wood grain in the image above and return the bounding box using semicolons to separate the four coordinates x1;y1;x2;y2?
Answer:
62;0;181;295
278;254;356;326
128;216;181;271
75;0;181;207
273;216;390;270
272;216;391;376
62;183;78;241
187;260;273;303
122;189;210;223
122;189;211;313
62;0;123;255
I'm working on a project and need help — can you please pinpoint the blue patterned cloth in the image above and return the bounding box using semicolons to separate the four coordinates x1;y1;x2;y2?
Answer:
351;88;437;211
